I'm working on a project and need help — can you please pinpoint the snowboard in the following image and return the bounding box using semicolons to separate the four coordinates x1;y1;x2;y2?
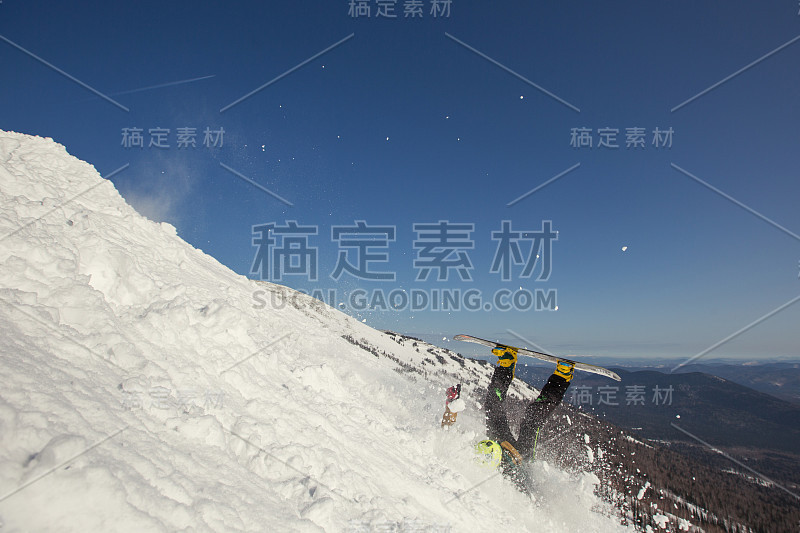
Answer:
453;334;621;381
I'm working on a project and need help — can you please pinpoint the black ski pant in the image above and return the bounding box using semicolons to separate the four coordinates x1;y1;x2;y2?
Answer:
484;365;570;459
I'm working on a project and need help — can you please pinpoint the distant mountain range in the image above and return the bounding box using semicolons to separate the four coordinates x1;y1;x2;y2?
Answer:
671;362;800;405
515;362;800;498
515;364;800;455
509;357;800;405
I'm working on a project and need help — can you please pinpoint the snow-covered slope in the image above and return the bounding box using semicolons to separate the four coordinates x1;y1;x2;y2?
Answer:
0;130;629;532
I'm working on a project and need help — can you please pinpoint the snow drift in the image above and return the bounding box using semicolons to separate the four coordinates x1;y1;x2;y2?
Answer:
0;130;629;532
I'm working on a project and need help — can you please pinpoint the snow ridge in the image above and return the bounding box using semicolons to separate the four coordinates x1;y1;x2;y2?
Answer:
0;131;629;532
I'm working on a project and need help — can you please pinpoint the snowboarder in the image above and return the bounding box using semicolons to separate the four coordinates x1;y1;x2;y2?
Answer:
441;384;462;427
475;345;574;490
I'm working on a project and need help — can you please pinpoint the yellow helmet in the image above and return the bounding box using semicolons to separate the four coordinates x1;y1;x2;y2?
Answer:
473;439;503;468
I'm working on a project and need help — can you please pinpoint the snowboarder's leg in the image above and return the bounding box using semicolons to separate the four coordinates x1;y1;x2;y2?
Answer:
483;347;518;445
515;361;574;457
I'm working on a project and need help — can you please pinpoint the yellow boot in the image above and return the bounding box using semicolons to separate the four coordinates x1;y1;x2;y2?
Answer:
554;360;575;382
491;346;518;369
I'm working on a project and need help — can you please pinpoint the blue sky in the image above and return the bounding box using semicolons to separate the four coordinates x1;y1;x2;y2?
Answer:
2;1;799;360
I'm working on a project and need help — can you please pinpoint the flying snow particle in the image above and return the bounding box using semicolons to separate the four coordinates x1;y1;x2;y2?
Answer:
554;306;559;311
519;95;524;99
621;246;628;252
676;414;681;419
386;137;389;141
